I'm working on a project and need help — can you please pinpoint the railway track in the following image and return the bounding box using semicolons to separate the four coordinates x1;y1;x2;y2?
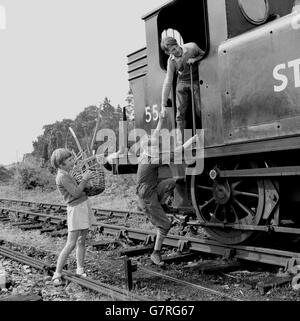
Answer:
2;199;300;300
1;198;300;274
0;197;193;225
0;197;144;218
0;243;149;301
136;265;244;301
0;240;247;301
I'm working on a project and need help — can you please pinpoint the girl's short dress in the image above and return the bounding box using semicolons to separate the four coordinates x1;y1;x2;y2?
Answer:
67;199;96;232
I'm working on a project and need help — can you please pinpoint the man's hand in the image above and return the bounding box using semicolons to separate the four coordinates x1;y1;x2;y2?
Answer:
105;151;121;165
187;58;198;65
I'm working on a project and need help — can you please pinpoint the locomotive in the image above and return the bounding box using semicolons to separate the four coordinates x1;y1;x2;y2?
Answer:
107;0;300;245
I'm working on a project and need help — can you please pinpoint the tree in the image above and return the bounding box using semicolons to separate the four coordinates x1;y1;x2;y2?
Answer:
32;118;76;162
31;98;123;161
123;88;135;138
73;105;99;154
124;88;135;121
94;97;123;152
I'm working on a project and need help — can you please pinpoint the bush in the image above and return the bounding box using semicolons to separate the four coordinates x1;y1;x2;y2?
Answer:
13;162;56;191
0;166;13;182
103;171;136;193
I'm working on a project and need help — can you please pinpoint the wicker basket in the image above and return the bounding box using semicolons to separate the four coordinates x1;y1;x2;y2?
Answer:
71;155;105;197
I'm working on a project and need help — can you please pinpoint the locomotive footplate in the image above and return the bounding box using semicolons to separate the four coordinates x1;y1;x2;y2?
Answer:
187;220;300;235
210;166;300;179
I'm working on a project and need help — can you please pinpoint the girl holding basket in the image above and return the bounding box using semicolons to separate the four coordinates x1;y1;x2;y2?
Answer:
50;148;97;285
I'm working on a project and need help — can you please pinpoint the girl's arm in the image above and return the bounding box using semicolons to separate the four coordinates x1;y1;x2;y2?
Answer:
60;171;94;198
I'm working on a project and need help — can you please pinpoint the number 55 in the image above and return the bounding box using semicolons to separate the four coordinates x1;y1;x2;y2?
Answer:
145;105;159;123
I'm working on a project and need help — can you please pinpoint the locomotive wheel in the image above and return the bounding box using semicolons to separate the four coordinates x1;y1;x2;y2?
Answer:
191;161;265;244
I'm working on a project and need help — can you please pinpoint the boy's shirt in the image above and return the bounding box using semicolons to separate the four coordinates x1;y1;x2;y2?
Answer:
161;42;204;106
56;169;88;206
169;42;204;81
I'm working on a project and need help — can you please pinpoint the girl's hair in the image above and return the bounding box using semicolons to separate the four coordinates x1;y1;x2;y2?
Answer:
160;36;178;52
50;148;72;169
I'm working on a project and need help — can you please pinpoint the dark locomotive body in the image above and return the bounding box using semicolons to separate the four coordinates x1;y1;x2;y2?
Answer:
125;0;300;244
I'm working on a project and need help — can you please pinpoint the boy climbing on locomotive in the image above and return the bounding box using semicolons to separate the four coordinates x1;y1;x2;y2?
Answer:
136;109;199;265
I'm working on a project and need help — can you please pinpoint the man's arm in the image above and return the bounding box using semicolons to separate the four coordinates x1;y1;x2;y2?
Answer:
161;58;176;110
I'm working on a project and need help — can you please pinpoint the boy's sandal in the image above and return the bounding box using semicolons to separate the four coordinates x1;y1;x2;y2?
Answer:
150;252;165;266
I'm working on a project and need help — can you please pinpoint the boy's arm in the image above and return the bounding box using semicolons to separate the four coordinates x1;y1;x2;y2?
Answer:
152;110;167;138
187;44;205;64
173;134;199;154
161;58;175;110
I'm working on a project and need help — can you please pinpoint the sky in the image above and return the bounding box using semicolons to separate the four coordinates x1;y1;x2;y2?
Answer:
0;0;167;165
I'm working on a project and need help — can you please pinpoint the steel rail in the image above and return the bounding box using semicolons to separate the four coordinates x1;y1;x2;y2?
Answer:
138;266;244;301
97;223;300;268
4;196;300;236
0;245;149;301
0;248;47;270
1;206;300;269
0;207;66;225
0;197;145;217
4;197;300;237
0;198;192;224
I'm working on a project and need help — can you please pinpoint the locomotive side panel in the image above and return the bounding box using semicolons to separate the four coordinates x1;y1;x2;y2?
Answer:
219;12;300;143
127;47;150;133
199;0;227;147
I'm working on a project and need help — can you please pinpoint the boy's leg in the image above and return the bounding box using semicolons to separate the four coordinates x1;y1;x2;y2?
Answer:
154;228;168;252
157;178;176;205
144;193;171;265
138;191;171;266
176;83;189;144
76;229;89;274
55;230;79;275
143;193;171;234
151;226;168;266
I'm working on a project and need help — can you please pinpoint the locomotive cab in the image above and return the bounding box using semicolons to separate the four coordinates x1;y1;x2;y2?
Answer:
128;0;208;137
157;0;209;133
